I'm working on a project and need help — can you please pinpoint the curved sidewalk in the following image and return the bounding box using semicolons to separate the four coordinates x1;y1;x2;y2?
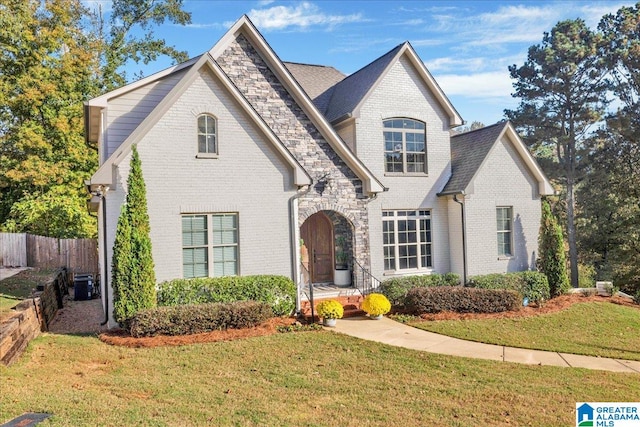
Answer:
332;316;640;374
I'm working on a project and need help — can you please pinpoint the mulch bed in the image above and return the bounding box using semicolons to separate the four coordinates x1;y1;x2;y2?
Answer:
416;293;638;321
99;294;638;348
99;317;297;348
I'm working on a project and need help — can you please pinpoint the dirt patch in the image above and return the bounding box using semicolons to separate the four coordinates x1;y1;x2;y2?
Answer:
48;294;110;335
416;293;639;321
99;317;297;348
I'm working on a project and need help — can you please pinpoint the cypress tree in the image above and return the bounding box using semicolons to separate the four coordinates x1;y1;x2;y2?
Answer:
538;199;570;297
111;145;156;324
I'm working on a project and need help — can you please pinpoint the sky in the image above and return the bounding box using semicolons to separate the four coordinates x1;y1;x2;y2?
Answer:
88;0;634;126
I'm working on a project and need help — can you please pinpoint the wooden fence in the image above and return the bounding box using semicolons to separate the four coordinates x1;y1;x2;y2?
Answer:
0;233;98;275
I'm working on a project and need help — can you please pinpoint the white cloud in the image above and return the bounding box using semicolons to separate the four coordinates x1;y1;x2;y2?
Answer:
248;2;364;31
425;57;486;72
83;0;112;14
435;71;514;99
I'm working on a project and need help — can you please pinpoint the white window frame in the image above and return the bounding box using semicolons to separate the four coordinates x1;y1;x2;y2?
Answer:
496;206;513;257
383;210;433;273
196;114;218;158
383;118;427;175
182;213;239;278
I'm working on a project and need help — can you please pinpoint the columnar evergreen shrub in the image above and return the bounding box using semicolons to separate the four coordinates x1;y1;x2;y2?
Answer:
112;146;156;324
157;275;296;316
538;199;570;296
405;287;520;314
379;273;461;305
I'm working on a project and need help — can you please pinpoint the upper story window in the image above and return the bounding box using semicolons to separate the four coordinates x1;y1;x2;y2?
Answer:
197;114;217;155
383;118;426;174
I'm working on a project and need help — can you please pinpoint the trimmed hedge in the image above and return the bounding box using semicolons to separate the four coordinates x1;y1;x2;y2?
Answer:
379;273;460;305
128;301;273;337
466;271;550;304
157;275;296;316
405;286;521;314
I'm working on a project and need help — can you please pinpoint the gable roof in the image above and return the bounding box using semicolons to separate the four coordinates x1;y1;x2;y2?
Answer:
208;15;385;194
322;42;463;127
284;62;346;114
89;53;312;187
439;121;554;196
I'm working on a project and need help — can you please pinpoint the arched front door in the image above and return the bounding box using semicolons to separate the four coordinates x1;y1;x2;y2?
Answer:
300;212;334;283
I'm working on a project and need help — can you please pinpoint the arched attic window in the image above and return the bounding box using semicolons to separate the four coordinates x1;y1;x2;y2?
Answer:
383;118;426;174
197;114;217;155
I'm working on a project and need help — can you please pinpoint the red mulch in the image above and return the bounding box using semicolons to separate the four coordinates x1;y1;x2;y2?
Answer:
99;317;297;348
99;294;638;348
417;293;638;321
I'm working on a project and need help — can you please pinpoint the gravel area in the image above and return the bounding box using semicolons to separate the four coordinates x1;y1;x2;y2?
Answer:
48;292;110;335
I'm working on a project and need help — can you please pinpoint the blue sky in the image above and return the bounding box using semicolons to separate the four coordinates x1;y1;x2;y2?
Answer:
89;0;633;126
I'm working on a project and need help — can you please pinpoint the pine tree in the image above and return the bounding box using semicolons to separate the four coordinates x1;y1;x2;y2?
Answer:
538;199;570;297
111;146;156;324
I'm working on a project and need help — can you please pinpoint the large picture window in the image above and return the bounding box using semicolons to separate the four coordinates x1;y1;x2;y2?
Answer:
182;213;238;278
383;118;426;174
383;210;432;272
496;207;513;256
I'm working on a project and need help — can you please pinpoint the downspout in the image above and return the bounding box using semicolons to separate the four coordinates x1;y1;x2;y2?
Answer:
99;187;109;326
289;183;313;315
453;194;467;285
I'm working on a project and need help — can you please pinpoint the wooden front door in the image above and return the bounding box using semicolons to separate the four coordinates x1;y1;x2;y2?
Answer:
300;212;334;283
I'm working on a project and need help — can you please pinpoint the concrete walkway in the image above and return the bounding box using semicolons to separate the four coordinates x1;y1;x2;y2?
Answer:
332;316;640;374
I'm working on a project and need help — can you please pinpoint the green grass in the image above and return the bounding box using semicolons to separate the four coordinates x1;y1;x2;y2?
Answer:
0;268;57;318
410;301;640;360
1;331;639;426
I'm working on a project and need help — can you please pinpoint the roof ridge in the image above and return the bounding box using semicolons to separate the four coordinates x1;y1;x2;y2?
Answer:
451;120;508;138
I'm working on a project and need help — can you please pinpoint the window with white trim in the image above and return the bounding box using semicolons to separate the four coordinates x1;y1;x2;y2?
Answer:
496;207;513;257
197;114;217;154
383;210;432;272
182;213;238;278
383;118;426;174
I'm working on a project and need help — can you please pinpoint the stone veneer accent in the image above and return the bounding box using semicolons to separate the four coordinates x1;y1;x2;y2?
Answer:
216;34;371;268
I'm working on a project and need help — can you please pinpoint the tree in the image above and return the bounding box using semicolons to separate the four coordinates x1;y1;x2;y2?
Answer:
538;199;570;297
450;121;485;135
111;145;156;325
0;0;191;238
505;19;609;288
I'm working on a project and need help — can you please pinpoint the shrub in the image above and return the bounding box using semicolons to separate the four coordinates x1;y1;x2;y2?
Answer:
379;273;461;305
361;293;391;316
128;300;272;337
157;275;296;316
405;286;520;314
316;300;344;319
634;289;640;305
112;145;156;325
538;199;570;296
466;271;550;304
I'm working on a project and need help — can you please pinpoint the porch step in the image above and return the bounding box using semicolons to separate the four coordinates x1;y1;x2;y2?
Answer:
300;295;365;321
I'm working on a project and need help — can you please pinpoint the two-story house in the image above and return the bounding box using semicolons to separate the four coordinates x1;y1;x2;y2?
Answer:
85;16;553;326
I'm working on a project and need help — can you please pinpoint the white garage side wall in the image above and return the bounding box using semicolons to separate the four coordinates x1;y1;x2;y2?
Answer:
464;136;541;277
356;56;453;279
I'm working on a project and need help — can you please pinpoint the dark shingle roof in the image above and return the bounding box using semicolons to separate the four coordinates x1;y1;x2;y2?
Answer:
284;62;346;113
323;44;404;123
439;121;508;195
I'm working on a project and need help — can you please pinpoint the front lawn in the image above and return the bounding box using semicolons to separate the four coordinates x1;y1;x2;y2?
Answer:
1;331;639;426
410;299;640;360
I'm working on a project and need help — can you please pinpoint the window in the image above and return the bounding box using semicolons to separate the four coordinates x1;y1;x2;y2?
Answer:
197;114;217;154
182;213;238;278
496;207;513;256
383;118;426;174
383;210;432;272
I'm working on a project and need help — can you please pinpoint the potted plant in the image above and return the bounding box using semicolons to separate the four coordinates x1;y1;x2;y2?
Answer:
334;236;351;286
316;299;344;327
361;293;391;319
